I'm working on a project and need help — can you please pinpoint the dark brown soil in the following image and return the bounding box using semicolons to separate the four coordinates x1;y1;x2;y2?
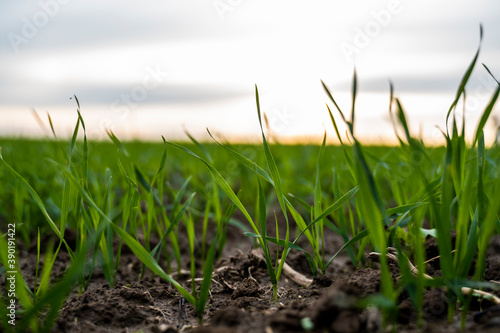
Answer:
3;224;500;333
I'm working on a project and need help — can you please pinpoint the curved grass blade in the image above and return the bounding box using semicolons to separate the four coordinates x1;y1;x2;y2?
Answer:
325;228;369;268
322;80;347;125
106;129;130;158
255;85;287;217
351;69;357;130
327;104;344;146
110;225;195;304
186;130;213;163
483;64;500;85
473;86;500;147
255;85;292;292
446;24;483;133
386;201;428;218
387;81;404;144
395;99;412;145
0;154;71;253
314;132;327;262
474;175;500;281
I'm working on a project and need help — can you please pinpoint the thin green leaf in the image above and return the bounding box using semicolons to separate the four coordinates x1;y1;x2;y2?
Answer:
473;86;500;146
446;24;483;132
197;233;219;323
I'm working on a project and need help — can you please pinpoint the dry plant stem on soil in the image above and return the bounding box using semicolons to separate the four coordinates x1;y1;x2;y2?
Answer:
251;249;313;287
367;248;500;305
168;249;313;289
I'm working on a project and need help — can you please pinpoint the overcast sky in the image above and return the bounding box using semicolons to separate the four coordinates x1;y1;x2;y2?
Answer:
1;0;499;143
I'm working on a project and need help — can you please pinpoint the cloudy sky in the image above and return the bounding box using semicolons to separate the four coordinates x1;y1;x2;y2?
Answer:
1;0;499;143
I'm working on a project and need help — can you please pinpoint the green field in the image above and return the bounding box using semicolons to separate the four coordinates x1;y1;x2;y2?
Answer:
1;39;500;332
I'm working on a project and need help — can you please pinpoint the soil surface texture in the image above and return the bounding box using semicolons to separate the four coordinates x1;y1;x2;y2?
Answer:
3;223;500;333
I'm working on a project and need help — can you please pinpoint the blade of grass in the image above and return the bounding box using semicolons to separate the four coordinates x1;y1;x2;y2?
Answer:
473;86;500;147
0;152;72;254
256;178;279;285
327;105;356;181
112;226;195;303
395;99;412;145
474;174;500;281
186;130;213;163
314;132;327;273
351;69;357;130
255;85;291;296
446;24;483;133
185;213;196;292
437;136;455;279
322;80;348;126
255;85;288;218
197;232;219;323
